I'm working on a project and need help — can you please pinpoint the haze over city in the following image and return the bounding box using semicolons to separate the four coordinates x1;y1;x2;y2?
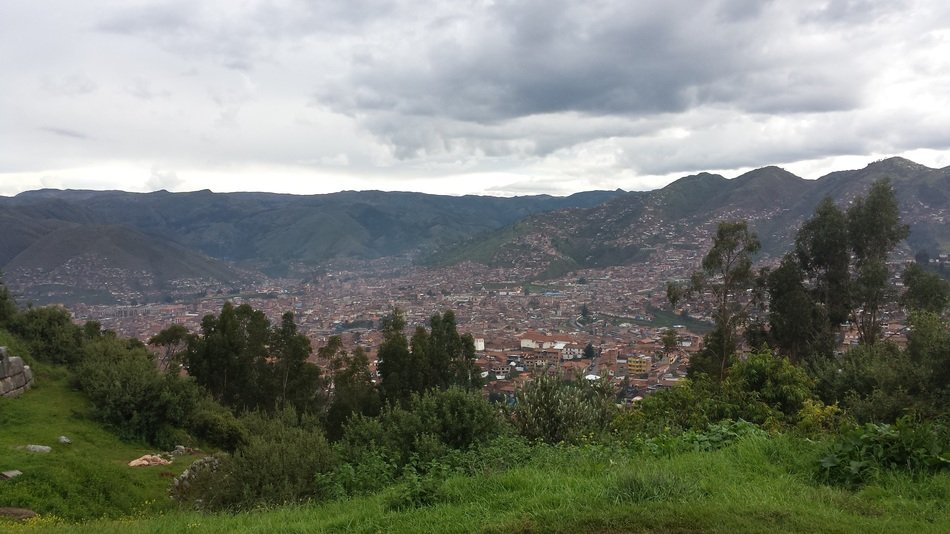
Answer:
3;0;950;197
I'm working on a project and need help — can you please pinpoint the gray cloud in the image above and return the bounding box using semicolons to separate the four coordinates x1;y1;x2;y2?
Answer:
1;0;949;196
40;127;89;140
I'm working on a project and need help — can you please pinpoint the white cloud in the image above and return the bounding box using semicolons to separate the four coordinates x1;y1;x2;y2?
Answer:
1;0;948;197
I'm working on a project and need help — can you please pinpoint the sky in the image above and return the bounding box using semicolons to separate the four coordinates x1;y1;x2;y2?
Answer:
2;0;950;198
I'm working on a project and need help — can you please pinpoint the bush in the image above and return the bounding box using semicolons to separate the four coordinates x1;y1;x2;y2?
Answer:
187;396;248;451
817;418;949;487
512;374;613;444
340;387;501;470
169;454;230;511
723;349;813;424
172;410;338;511
795;399;852;437
77;338;178;446
384;466;447;511
10;306;83;365
615;376;721;436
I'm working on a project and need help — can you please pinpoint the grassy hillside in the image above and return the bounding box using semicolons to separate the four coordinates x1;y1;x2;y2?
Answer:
0;360;201;524
14;433;949;533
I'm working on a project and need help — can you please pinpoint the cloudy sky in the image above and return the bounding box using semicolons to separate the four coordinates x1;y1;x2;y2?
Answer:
2;0;949;197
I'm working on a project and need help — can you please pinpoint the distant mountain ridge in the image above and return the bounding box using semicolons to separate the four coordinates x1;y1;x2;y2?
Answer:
0;188;622;300
431;157;950;277
2;157;947;301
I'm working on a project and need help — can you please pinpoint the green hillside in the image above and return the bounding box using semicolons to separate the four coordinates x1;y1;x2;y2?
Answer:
0;361;200;524
12;432;950;533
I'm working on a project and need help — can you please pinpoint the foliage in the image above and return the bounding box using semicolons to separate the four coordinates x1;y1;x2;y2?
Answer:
512;374;615;444
185;302;269;409
768;180;909;360
8;306;83;365
812;313;949;424
902;263;950;314
384;466;448;511
766;254;835;363
817;418;949;487
620;349;813;436
668;220;761;379
171;408;339;511
76;336;186;447
722;348;813;424
845;179;909;345
322;343;381;441
0;272;17;327
378;308;481;405
340;386;501;471
795;399;852;437
76;335;245;450
147;324;190;373
185;303;322;414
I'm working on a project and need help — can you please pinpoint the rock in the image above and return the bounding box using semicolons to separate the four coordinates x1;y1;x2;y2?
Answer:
24;444;51;453
128;454;171;467
0;507;36;520
1;470;23;480
58;435;71;445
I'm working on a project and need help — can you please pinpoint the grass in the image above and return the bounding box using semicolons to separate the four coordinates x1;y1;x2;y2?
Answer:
0;363;201;524
13;435;948;533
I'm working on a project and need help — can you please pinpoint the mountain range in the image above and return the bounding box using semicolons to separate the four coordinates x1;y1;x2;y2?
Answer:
431;157;949;277
1;157;947;302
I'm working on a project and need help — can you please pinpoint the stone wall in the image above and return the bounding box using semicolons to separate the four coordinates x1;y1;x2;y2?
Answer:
0;346;33;398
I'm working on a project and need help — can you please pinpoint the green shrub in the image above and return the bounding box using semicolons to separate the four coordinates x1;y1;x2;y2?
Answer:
340;386;501;470
795;399;852;437
9;306;83;365
171;414;338;511
329;451;398;496
187;396;248;451
818;418;949;487
76;337;177;446
512;374;611;444
384;466;447;511
169;454;230;511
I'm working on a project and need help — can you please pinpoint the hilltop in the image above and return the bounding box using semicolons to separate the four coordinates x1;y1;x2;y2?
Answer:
434;157;950;276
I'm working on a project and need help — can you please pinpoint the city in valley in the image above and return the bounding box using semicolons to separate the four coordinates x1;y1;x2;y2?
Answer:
53;239;922;404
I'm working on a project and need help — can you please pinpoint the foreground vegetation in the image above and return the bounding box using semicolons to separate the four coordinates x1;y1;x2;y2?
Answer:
7;429;949;533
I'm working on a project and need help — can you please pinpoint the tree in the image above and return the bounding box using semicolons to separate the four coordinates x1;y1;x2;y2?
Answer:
669;220;761;379
767;255;834;364
794;197;851;328
185;302;270;410
0;272;17;327
768;180;909;359
583;342;596;360
660;329;678;359
10;306;83;365
148;324;191;373
902;263;949;315
847;178;909;345
269;311;321;413
324;346;380;441
377;308;413;405
378;308;481;405
579;303;591;323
